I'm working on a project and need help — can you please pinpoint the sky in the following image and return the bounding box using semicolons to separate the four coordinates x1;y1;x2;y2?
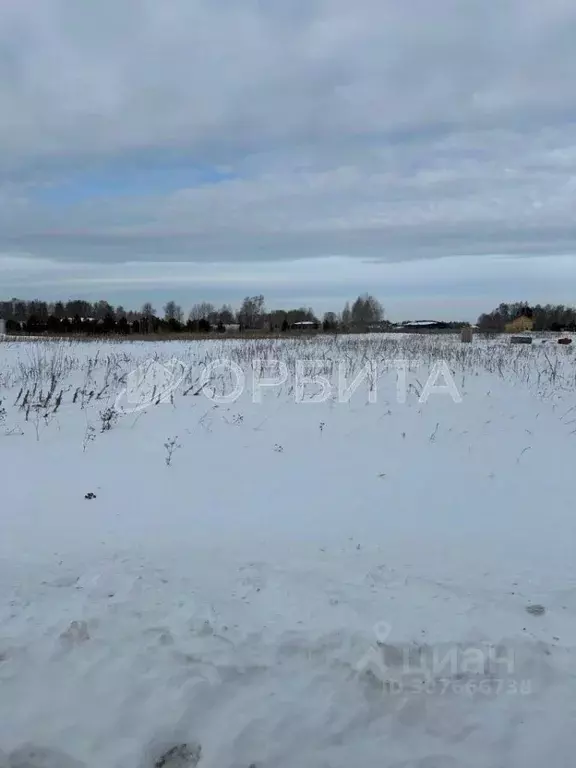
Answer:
1;0;576;321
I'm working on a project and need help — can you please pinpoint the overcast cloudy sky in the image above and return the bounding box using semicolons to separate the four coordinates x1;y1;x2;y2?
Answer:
1;0;575;320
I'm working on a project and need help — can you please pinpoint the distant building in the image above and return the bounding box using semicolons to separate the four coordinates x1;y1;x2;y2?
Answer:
366;321;392;333
397;320;448;332
505;316;533;333
0;317;5;335
291;321;319;331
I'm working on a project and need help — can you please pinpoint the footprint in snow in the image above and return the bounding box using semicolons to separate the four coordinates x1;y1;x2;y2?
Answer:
238;562;268;596
59;620;90;648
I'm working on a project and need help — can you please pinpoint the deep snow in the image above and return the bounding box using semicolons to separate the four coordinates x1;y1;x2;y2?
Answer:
0;334;575;768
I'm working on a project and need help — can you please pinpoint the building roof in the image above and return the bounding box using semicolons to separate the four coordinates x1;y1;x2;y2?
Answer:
402;320;442;327
292;321;316;326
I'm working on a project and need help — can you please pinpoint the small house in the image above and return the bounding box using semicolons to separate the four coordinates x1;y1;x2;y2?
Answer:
505;316;533;333
398;320;448;333
291;321;319;331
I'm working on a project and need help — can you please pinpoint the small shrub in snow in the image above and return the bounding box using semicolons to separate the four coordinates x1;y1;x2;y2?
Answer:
99;406;118;432
29;404;55;442
82;424;96;452
164;436;181;466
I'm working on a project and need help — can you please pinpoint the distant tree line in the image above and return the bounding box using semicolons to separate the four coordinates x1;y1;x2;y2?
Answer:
477;302;576;333
6;296;570;336
0;293;388;335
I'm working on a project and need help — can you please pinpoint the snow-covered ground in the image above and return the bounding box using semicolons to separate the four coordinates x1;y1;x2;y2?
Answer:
0;334;575;768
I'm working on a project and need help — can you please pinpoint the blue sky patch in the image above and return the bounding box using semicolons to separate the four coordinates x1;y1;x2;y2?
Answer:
33;156;236;206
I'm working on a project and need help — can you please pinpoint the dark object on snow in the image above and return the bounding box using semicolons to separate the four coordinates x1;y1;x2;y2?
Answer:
84;492;97;500
154;744;202;768
526;604;546;616
510;336;532;344
558;337;572;345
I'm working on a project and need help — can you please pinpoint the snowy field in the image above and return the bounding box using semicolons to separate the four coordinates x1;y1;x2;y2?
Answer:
0;333;575;768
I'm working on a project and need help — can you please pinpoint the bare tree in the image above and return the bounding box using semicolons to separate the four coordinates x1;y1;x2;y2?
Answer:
66;300;92;319
323;311;339;331
164;301;183;323
217;304;235;324
239;295;265;329
53;301;66;319
351;294;384;328
93;300;115;320
341;302;352;329
188;302;216;322
140;302;156;334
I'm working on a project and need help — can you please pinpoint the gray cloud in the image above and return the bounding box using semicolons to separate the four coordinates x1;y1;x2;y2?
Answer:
0;0;576;301
2;0;576;155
